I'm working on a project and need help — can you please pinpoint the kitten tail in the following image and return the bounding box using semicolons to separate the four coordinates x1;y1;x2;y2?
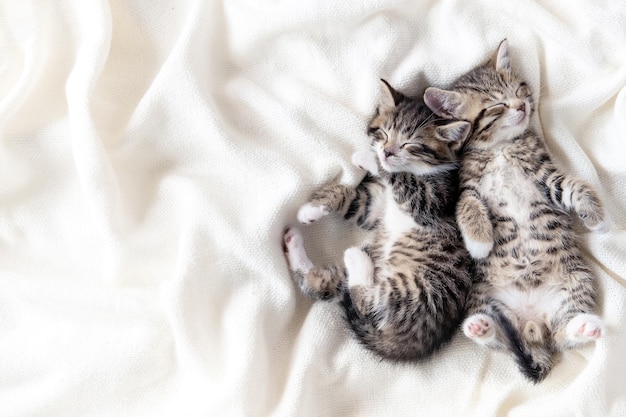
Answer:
340;290;388;356
494;310;555;383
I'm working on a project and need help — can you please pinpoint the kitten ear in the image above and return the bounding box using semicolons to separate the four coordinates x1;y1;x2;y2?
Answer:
494;39;511;73
436;120;471;143
424;87;463;119
378;79;404;111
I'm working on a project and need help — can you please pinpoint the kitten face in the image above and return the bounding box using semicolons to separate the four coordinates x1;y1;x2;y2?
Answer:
368;80;470;176
424;40;534;148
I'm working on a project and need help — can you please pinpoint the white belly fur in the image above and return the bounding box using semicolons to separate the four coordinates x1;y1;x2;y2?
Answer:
381;187;417;257
481;153;564;321
492;285;564;322
477;153;543;226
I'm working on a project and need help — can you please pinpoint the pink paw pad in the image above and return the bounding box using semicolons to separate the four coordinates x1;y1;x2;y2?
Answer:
577;323;602;339
283;228;302;251
468;320;490;336
283;228;313;273
463;314;495;341
566;314;604;342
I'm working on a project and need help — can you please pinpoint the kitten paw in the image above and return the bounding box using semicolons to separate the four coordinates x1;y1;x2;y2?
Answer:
463;314;496;343
566;313;604;342
351;150;379;175
344;247;374;288
463;236;493;259
283;228;313;273
578;202;606;233
297;203;329;225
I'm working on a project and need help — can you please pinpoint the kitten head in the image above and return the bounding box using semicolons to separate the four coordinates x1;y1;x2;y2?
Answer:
368;79;471;176
423;39;534;148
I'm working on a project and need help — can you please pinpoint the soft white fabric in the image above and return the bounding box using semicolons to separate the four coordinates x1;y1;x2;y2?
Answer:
0;1;625;416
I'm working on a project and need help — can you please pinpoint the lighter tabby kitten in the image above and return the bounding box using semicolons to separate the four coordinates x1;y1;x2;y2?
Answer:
284;80;472;361
424;40;607;382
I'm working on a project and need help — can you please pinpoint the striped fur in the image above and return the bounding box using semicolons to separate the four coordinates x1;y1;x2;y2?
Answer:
424;40;607;382
284;80;472;361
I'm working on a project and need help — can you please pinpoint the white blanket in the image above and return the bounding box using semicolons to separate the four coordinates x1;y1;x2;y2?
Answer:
1;1;625;416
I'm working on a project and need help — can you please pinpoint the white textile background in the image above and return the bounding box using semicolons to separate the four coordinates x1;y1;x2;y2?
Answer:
0;1;625;416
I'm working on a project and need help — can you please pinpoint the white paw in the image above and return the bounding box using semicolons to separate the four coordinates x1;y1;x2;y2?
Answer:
297;203;329;225
587;219;609;234
283;228;313;273
566;313;604;342
344;247;374;288
463;314;496;344
463;236;493;259
351;150;379;175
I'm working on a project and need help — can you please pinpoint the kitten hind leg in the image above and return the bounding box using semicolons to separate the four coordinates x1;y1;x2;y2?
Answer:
463;313;497;345
344;247;374;288
564;313;604;346
550;267;603;349
344;247;377;315
284;228;313;273
284;228;344;300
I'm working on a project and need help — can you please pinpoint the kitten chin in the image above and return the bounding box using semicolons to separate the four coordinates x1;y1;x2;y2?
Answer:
474;120;529;150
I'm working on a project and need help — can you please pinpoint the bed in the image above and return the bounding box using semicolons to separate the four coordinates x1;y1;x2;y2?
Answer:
0;1;624;416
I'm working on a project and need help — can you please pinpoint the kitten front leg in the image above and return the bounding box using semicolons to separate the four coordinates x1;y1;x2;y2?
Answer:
550;265;603;350
351;149;379;176
456;189;494;259
540;167;607;232
297;203;330;225
297;182;357;225
570;183;607;232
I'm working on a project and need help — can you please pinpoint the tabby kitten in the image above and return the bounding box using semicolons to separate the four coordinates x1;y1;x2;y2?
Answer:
424;40;607;382
283;80;472;361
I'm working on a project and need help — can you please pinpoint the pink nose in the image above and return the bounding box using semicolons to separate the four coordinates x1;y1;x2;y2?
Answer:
517;102;526;112
384;149;395;158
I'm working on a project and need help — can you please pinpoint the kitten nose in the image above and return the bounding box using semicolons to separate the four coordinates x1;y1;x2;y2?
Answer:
384;148;395;158
517;102;526;112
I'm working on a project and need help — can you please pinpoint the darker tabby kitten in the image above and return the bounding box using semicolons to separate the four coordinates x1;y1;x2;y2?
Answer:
283;80;472;361
424;40;607;382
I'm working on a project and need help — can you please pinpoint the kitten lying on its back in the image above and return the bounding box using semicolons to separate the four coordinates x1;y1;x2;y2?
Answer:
424;40;607;382
284;80;472;361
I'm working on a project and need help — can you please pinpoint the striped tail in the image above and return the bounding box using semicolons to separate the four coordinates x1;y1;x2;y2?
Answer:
493;311;555;383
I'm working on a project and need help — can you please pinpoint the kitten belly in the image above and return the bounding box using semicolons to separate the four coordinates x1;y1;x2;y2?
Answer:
381;187;417;257
478;153;542;224
477;152;576;285
491;284;564;324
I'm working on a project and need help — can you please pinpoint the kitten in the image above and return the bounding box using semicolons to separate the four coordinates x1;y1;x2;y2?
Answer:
424;40;607;382
283;80;472;361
